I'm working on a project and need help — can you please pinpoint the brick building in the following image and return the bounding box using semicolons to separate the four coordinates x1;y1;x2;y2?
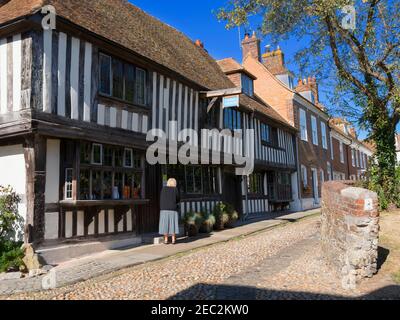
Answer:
241;33;331;211
329;119;374;180
396;134;400;164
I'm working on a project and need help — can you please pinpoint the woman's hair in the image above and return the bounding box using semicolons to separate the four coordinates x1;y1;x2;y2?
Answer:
167;178;177;187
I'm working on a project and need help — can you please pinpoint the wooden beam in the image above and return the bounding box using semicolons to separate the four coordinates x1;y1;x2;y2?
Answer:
24;134;47;245
207;97;218;114
201;87;242;98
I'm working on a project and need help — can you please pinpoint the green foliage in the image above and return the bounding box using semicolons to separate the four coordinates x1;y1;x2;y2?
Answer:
213;203;230;230
0;240;24;273
0;186;23;242
199;211;216;234
183;211;204;229
183;211;205;236
224;203;240;228
357;163;400;211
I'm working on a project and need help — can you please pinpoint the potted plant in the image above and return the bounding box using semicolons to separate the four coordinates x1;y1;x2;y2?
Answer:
199;211;216;233
213;203;229;231
226;208;239;228
183;211;203;237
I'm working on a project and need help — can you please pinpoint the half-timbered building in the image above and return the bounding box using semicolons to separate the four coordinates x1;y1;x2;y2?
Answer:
0;0;246;261
216;58;297;214
0;0;300;262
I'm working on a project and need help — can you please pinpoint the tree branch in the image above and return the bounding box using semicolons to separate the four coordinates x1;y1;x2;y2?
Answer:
324;15;378;104
362;0;380;47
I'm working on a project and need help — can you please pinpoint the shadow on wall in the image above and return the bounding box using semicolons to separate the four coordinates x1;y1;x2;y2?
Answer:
168;283;400;300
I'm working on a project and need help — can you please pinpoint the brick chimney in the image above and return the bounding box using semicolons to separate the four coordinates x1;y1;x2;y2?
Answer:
242;31;261;62
262;46;286;74
195;39;204;49
348;127;357;138
295;77;319;105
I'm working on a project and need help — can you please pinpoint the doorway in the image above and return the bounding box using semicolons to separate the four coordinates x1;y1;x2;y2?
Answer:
311;168;319;204
222;171;243;216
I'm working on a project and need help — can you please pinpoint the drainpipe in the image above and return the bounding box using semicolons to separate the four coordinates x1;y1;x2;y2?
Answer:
243;175;249;221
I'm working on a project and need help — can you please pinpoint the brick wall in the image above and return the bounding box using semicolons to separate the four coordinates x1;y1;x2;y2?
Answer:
331;137;348;178
227;73;241;87
321;181;379;289
243;56;296;126
296;101;330;198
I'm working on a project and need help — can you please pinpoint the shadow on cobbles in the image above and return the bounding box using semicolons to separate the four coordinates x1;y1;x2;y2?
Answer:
377;247;390;270
168;283;400;300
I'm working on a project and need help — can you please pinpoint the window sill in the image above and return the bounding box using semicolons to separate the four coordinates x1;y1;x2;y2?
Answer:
60;199;150;207
98;94;150;113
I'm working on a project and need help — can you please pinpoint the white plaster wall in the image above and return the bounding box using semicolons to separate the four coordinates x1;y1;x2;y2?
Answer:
45;139;60;203
290;172;301;211
0;145;27;221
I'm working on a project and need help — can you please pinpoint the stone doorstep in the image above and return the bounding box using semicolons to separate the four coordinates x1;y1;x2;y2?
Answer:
36;236;143;266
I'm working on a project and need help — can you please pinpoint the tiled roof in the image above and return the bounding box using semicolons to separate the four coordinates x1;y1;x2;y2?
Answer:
216;58;244;73
0;0;233;90
216;58;257;79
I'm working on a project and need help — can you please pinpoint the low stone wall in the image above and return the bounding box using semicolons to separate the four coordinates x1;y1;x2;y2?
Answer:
321;181;380;289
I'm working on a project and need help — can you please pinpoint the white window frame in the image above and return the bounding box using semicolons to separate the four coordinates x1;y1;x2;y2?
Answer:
351;149;355;167
91;143;103;165
64;168;74;200
311;116;318;146
340;142;344;164
299;109;308;142
301;165;308;188
123;148;134;168
356;150;359;167
321;122;327;149
361;152;365;168
330;135;334;160
327;162;332;181
320;169;325;184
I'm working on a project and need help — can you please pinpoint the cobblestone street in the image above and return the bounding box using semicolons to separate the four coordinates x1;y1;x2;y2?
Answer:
2;213;400;300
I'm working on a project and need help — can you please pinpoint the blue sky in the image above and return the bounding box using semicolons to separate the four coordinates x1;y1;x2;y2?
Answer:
130;0;304;64
129;0;397;139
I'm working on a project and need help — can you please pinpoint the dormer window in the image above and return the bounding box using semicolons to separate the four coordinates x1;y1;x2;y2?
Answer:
310;92;316;104
241;74;254;97
288;76;294;90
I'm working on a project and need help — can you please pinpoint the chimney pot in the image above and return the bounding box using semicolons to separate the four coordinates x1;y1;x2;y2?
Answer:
195;39;204;48
242;32;261;62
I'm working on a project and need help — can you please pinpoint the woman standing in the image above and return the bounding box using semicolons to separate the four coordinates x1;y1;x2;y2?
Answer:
159;178;180;244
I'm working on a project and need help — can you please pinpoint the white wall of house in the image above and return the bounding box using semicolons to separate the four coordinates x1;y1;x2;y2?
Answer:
44;139;61;240
45;139;60;203
290;172;301;211
0;144;27;221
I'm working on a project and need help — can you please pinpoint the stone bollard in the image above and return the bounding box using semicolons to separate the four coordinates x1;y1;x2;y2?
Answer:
321;181;379;290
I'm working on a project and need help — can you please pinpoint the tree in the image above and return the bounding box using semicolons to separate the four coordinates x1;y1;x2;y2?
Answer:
217;0;400;205
0;186;23;242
